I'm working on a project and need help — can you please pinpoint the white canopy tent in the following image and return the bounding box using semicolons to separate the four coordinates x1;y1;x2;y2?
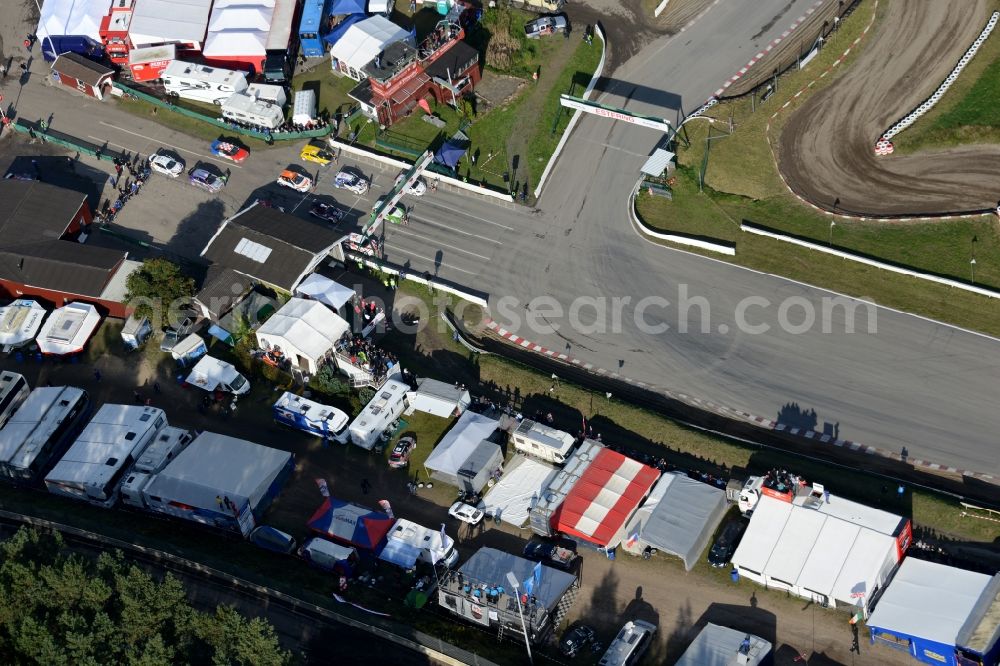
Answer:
295;273;356;311
329;15;412;80
424;410;500;490
256;298;349;374
208;6;273;32
203;29;269;57
621;471;727;570
480;455;558;527
36;0;105;40
129;0;214;48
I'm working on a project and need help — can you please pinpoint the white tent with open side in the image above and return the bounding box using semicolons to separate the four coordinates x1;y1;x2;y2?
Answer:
329;15;412;80
256;298;349;374
36;0;105;41
480;454;558;527
295;273;356;312
424;410;501;492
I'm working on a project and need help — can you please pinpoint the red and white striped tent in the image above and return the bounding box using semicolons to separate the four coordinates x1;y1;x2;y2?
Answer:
553;448;660;547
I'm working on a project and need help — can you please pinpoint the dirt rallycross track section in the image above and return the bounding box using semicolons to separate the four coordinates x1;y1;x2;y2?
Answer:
779;0;1000;216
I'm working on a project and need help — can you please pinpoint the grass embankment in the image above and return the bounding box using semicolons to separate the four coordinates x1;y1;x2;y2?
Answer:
893;0;1000;152
378;281;1000;545
638;0;1000;336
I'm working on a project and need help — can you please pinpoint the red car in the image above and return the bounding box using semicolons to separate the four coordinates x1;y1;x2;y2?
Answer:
388;436;416;468
211;140;249;163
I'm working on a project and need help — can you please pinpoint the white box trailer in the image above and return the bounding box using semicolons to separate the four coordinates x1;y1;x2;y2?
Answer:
185;355;250;395
292;89;317;125
161;60;248;105
221;92;285;130
121;431;294;537
247;82;287;107
409;377;470;418
45;404;167;507
348;379;410;450
511;419;576;465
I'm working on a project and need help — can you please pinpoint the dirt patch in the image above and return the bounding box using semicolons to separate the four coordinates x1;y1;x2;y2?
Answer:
474;70;526;107
568;0;674;72
778;0;1000;215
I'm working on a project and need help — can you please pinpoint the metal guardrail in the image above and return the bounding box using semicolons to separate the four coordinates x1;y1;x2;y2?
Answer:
11;118;127;162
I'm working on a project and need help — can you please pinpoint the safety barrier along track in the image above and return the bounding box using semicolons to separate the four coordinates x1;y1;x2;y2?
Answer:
874;11;1000;156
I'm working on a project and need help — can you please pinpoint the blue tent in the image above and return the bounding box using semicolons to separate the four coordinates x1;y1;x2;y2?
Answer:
323;13;366;45
378;539;422;569
307;498;394;550
329;0;367;15
434;139;467;169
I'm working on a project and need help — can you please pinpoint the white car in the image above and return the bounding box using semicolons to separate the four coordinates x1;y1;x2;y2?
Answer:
276;169;312;192
333;169;370;195
448;502;484;525
394;174;427;196
148;153;184;177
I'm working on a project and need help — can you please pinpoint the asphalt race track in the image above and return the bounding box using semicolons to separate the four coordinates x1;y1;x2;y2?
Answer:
779;0;1000;215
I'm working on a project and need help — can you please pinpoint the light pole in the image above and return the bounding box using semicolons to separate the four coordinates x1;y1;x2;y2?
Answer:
32;0;56;60
828;220;836;246
505;572;533;663
971;235;978;283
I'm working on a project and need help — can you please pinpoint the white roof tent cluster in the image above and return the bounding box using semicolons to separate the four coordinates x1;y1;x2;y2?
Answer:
255;297;349;374
730;492;911;610
329;15;413;79
203;0;298;58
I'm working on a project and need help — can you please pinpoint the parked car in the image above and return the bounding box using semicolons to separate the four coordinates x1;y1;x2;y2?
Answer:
522;536;578;571
707;517;748;567
448;501;484;525
300;139;336;165
148;153;184;177
525;15;568;39
388;436;416;468
276;169;312;192
309;202;344;223
373;196;408;225
249;526;296;554
189;168;223;193
159;329;179;353
560;623;596;658
333;169;369;194
210;140;249;163
394;173;427;196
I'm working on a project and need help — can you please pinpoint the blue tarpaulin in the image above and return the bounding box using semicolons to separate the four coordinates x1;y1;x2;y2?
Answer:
329;0;367;16
207;324;234;346
378;539;422;569
434;139;467;169
323;13;366;44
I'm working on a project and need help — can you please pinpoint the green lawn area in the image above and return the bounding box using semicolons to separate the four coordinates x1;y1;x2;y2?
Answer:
113;97;273;150
290;68;359;119
525;36;603;186
893;0;1000;152
635;168;1000;337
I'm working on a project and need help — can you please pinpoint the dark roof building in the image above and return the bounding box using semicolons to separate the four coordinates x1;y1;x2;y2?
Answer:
200;202;342;293
51;52;115;100
0;180;132;317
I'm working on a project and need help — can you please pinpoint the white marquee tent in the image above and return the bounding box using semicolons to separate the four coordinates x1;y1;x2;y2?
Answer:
36;0;105;41
480;455;558;527
621;471;727;570
295;273;356;311
329;15;412;80
424;410;501;491
256;298;349;374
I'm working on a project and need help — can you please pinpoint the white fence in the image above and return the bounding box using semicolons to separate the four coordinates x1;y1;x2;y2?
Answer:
880;12;999;142
349;255;489;308
630;184;737;255
741;223;1000;299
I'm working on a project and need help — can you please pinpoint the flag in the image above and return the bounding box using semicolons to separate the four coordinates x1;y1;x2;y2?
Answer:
440;523;447;544
315;478;330;497
417;98;431;114
626;531;640;548
522;561;543;596
379;499;394;519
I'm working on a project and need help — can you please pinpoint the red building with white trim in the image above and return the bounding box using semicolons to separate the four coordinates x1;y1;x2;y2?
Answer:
350;21;481;127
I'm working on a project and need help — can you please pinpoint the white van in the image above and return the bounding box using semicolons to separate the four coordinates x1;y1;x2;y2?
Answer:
185;356;250;395
300;537;358;571
598;620;657;666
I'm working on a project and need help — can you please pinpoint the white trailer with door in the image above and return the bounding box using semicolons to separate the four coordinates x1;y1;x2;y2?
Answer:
161;60;248;105
347;379;410;450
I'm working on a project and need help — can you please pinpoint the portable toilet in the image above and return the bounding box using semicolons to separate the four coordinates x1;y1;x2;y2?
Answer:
292;89;317;126
121;315;153;350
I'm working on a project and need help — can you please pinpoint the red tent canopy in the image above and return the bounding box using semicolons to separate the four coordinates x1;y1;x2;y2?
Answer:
553;448;660;547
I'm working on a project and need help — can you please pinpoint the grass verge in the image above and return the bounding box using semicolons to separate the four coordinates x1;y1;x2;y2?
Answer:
892;0;1000;153
525;36;603;186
